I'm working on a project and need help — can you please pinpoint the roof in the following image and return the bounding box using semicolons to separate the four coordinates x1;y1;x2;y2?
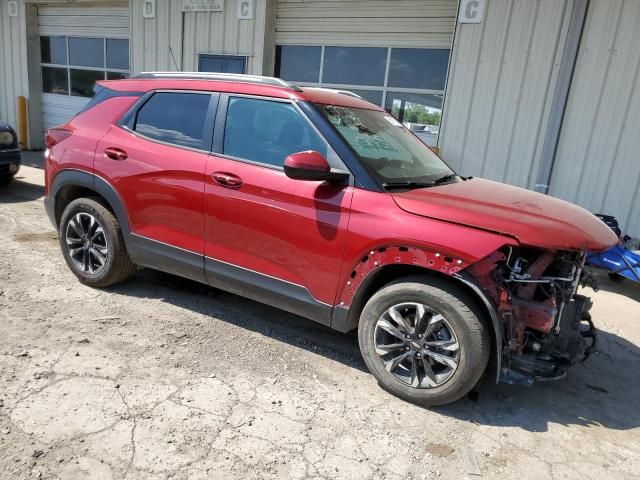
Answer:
97;72;383;111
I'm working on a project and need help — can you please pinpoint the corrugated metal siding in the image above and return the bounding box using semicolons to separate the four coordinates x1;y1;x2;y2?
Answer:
439;0;573;188
181;0;268;74
549;0;640;237
37;4;129;38
130;0;269;75
275;0;457;48
0;0;30;136
130;0;183;73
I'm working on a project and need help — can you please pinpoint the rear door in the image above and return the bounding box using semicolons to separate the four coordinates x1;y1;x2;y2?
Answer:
95;91;217;281
203;95;354;323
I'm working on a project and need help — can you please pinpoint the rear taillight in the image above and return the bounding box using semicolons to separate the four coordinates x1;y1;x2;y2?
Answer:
45;127;72;148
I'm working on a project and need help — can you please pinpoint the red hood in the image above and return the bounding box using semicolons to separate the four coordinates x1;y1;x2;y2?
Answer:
392;178;617;251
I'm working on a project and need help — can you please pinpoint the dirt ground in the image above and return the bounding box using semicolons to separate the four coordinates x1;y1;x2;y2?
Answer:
1;162;639;480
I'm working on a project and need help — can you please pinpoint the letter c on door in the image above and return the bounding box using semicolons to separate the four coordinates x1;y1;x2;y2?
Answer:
466;0;479;20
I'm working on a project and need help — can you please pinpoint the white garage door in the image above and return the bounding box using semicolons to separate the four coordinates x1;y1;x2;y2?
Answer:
274;0;457;146
38;4;130;130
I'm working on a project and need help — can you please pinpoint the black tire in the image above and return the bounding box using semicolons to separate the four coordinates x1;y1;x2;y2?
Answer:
0;175;14;186
358;275;490;406
59;197;137;287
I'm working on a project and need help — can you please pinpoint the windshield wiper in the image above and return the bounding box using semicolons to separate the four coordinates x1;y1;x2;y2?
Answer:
382;181;434;190
382;174;460;190
432;173;459;185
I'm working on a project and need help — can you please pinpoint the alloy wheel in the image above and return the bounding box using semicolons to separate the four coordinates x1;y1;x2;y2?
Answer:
65;212;109;275
374;302;460;388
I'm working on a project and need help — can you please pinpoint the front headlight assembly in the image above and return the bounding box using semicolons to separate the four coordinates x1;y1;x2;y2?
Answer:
0;131;14;146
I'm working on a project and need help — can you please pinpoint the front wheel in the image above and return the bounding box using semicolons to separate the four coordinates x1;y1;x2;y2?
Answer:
358;276;490;406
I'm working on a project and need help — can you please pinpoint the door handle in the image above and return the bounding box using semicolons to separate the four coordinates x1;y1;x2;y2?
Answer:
104;147;128;161
212;171;243;188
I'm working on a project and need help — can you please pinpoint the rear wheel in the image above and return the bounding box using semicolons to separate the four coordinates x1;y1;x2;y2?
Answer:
59;197;136;287
358;276;490;406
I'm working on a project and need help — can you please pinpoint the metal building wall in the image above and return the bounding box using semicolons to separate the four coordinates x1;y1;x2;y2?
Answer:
549;0;640;237
275;0;457;48
0;0;30;139
130;0;272;76
439;0;573;188
130;0;184;73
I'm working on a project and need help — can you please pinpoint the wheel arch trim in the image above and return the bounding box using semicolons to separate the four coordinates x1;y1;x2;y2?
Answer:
332;246;502;382
47;168;131;237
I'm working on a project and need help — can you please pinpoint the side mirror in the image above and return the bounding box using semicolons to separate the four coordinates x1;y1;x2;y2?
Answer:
284;151;349;183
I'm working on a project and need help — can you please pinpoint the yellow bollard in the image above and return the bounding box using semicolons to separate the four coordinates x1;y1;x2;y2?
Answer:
16;96;28;149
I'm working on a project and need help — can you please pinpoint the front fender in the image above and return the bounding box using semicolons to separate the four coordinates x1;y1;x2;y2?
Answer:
332;244;504;382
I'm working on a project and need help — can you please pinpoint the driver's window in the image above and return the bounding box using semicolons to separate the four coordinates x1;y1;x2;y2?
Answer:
223;97;327;167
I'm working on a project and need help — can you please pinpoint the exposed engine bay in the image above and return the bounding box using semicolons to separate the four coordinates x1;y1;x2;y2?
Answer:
468;247;599;384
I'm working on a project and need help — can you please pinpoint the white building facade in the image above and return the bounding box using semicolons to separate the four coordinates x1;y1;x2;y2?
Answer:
1;0;639;236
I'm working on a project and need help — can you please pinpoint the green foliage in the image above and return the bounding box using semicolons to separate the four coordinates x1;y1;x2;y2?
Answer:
403;107;441;126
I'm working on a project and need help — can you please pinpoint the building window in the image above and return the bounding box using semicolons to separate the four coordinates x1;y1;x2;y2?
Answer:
274;45;450;146
198;54;246;74
275;46;321;83
40;36;130;98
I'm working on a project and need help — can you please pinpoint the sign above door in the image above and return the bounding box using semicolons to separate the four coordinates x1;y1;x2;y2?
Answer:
182;0;224;13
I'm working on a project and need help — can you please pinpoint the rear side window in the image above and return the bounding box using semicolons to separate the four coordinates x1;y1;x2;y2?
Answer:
134;92;211;149
223;97;326;167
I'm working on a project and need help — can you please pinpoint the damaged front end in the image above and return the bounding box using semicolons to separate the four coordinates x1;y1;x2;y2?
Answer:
467;247;599;384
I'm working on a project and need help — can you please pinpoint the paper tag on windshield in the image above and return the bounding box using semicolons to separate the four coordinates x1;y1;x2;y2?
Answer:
384;115;403;127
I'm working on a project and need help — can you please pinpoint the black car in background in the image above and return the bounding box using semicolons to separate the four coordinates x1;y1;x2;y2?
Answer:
0;122;21;185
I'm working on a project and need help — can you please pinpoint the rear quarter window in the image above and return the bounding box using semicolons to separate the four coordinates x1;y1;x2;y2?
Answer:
134;92;211;150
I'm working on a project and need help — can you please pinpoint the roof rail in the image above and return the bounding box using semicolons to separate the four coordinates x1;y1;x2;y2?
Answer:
134;71;303;92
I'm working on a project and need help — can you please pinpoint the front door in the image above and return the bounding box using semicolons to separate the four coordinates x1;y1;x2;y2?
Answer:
203;95;353;323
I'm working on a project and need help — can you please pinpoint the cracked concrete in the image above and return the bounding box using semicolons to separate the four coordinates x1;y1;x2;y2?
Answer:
1;165;640;479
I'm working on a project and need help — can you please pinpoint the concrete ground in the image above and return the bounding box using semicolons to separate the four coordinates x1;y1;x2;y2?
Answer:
1;163;639;480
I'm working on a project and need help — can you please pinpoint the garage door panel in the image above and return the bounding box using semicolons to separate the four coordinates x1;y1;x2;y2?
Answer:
277;0;457;18
38;6;129;38
276;0;457;48
38;5;130;130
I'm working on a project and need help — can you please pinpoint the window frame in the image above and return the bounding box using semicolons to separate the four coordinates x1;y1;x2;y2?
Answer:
275;45;449;107
197;53;248;74
274;44;450;148
40;35;131;98
212;93;347;174
118;90;219;154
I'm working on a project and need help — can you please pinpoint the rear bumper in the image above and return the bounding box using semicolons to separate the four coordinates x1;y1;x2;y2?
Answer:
0;149;21;176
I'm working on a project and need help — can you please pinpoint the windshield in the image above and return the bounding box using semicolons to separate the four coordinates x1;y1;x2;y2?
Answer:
317;104;454;186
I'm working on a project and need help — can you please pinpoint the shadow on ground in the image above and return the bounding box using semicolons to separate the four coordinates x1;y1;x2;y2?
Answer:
594;269;640;302
0;178;44;203
106;266;640;435
20;150;45;169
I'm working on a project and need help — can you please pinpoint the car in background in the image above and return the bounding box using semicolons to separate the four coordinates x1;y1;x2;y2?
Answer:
0;122;21;186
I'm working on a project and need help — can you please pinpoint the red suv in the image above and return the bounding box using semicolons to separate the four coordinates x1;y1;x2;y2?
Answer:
44;73;616;405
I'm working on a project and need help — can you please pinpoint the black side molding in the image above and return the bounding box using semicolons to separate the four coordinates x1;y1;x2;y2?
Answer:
205;257;332;326
129;234;207;284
